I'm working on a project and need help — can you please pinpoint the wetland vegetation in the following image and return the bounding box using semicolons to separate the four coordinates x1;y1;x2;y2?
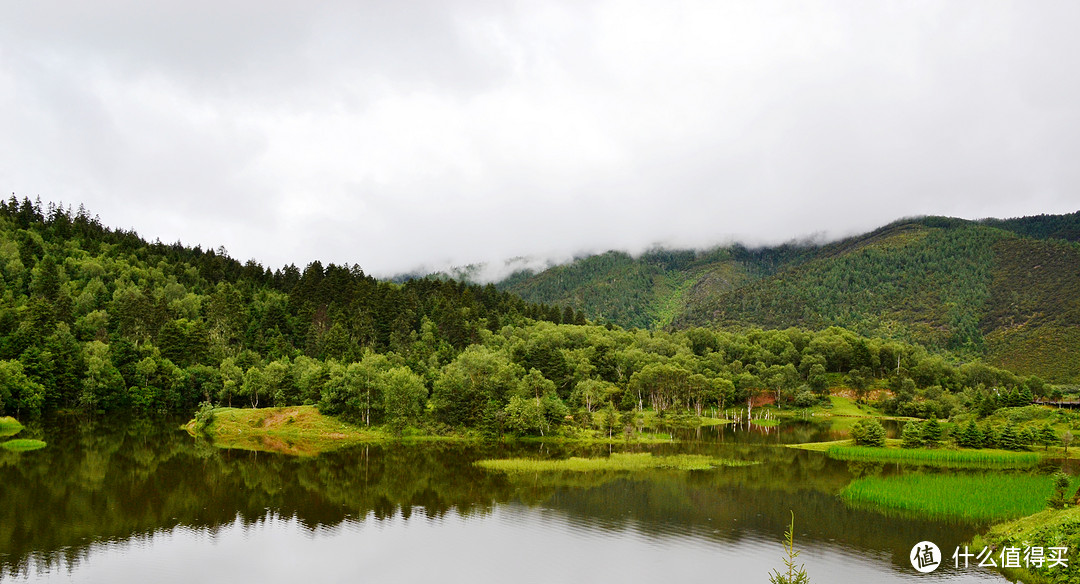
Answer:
474;452;756;473
840;473;1068;522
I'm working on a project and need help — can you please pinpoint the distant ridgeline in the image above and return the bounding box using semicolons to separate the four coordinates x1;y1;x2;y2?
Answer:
0;197;1062;428
495;212;1080;383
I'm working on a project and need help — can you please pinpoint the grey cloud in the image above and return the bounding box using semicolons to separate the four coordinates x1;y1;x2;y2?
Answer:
1;1;1078;277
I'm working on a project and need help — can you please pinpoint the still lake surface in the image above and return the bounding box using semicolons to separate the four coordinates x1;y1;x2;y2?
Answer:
1;416;1023;583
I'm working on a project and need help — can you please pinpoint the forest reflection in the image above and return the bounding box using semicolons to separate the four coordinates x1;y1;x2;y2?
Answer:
1;415;974;579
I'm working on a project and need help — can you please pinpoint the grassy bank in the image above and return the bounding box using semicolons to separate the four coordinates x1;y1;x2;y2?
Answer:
1;439;46;452
974;506;1080;584
475;452;757;473
841;473;1061;522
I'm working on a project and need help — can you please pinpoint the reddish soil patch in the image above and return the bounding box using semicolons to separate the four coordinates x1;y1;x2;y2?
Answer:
261;407;306;428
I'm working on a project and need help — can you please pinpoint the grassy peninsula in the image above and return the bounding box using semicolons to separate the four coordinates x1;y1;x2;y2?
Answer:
184;406;388;456
0;416;23;437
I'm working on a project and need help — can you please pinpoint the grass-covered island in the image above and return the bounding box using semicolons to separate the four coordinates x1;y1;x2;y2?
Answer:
475;452;756;473
0;416;46;451
1;439;46;452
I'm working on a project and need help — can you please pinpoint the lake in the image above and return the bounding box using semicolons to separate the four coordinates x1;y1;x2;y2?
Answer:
0;416;1014;583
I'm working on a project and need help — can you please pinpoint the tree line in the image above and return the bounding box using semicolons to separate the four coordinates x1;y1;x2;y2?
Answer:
0;198;1048;435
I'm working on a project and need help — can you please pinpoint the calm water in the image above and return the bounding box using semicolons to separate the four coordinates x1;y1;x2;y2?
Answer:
0;416;1017;583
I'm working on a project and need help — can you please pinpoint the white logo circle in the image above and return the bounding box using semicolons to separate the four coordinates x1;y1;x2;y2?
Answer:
910;541;941;573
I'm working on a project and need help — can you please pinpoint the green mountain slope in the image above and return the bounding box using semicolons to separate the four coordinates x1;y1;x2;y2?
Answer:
494;213;1080;382
497;248;755;330
982;237;1080;381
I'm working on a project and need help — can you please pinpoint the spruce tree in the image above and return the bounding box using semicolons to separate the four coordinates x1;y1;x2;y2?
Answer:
1038;423;1058;451
981;422;997;448
851;418;886;447
901;420;923;448
998;423;1019;451
959;420;982;448
1019;385;1034;405
921;418;942;447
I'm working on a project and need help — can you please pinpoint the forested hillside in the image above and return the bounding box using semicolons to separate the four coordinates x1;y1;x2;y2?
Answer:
0;197;1050;433
496;213;1080;382
0;197;582;416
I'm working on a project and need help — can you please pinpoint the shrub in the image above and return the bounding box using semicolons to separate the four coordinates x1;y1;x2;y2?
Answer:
193;401;215;433
1049;471;1071;508
793;390;818;409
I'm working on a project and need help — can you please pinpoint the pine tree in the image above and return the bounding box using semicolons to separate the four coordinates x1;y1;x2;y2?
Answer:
921;418;942;447
981;422;997;448
1038;423;1058;451
851;418;886;447
901;420;923;448
769;511;811;584
1019;385;1034;405
998;423;1019;451
958;420;983;448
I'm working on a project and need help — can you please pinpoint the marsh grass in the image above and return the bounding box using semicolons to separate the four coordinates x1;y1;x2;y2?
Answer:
1;439;46;452
841;473;1062;522
0;416;23;438
827;444;1040;469
475;452;757;473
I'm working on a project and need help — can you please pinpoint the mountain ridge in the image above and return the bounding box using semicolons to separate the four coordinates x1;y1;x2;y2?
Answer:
488;211;1080;382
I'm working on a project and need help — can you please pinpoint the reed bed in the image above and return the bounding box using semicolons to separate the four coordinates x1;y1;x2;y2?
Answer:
475;452;756;473
827;445;1039;469
841;473;1058;522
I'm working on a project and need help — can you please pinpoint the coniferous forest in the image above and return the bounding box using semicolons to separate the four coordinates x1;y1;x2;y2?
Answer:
0;197;1057;436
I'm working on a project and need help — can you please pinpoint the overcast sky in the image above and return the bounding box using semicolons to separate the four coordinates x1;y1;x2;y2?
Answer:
2;1;1078;278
